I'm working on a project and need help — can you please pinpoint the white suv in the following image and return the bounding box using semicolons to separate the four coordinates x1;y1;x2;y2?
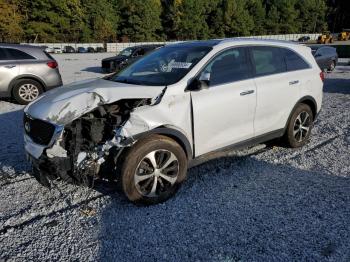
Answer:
23;39;323;205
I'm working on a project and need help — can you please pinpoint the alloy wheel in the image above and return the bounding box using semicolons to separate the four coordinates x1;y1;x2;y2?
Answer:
18;83;40;102
293;111;311;142
134;150;179;197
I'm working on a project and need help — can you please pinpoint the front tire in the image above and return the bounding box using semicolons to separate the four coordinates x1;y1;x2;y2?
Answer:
12;79;43;105
284;104;314;148
120;135;188;205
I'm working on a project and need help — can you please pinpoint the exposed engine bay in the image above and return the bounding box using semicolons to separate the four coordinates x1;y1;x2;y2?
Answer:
32;99;150;187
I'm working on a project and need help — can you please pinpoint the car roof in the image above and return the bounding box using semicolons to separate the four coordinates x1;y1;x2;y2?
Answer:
0;43;43;49
0;43;49;59
166;38;301;48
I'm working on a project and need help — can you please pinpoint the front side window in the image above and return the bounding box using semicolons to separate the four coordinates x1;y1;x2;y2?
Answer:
199;47;251;86
6;48;35;60
133;48;145;57
119;47;134;57
251;46;286;77
109;46;211;86
284;49;310;71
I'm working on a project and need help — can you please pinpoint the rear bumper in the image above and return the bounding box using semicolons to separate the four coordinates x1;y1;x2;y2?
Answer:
44;71;63;90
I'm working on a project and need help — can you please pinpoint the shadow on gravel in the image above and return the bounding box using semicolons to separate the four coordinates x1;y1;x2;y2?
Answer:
97;156;350;261
0;108;29;173
324;78;350;94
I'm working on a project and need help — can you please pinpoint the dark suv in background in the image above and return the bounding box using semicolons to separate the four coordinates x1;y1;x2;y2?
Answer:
310;45;338;71
0;44;62;104
101;44;163;73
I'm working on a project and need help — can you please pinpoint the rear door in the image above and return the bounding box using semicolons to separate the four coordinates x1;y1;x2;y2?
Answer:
250;46;302;136
191;47;257;156
0;48;20;94
6;48;43;78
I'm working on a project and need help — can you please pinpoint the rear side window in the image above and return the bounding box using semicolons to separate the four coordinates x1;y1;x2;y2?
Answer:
202;47;252;86
284;49;310;71
0;48;8;60
251;46;286;77
6;48;35;60
45;51;55;60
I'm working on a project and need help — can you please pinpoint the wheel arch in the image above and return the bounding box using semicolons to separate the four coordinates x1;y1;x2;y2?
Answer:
123;126;193;160
9;74;46;96
284;96;318;133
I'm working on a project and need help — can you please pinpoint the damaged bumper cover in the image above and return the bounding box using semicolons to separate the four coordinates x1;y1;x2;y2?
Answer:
23;101;156;188
23;78;192;188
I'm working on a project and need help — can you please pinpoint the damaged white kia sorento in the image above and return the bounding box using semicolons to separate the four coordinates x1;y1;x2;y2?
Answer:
23;39;323;205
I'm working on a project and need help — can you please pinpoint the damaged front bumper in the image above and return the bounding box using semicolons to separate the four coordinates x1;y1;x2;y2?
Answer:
23;101;148;188
24;126;72;187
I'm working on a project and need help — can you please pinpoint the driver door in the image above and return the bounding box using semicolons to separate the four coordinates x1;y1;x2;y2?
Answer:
190;47;257;156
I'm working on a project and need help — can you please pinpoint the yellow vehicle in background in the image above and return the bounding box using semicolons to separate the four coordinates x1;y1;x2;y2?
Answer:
317;31;334;44
338;29;350;41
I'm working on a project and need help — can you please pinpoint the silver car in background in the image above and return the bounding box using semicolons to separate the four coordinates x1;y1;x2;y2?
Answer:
0;44;62;104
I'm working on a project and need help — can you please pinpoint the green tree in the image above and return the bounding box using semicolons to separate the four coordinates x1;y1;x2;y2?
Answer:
0;0;23;42
118;0;163;42
264;0;301;34
81;0;118;42
296;0;327;33
173;0;210;40
209;0;254;37
247;0;266;35
22;0;84;42
265;4;280;34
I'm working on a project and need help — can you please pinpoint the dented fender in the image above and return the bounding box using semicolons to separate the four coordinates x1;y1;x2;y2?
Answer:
116;91;193;156
24;78;165;125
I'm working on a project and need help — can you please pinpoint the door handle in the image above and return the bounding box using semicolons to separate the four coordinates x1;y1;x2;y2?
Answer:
240;90;254;96
289;80;299;85
4;65;16;69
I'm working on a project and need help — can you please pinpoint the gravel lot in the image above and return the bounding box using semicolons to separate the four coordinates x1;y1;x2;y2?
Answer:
0;54;349;261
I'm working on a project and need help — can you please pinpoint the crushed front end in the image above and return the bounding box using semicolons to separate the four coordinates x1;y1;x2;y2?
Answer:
24;99;150;188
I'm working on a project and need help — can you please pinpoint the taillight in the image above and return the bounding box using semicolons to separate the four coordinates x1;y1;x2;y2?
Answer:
47;61;58;69
320;71;325;82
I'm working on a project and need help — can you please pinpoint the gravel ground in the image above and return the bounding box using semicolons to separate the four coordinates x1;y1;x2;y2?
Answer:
0;54;349;261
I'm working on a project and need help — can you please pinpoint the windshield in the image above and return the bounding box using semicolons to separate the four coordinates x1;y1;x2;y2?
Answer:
109;46;212;86
119;47;134;57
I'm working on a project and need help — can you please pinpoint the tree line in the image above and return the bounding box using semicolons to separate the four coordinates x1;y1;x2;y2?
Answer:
0;0;348;43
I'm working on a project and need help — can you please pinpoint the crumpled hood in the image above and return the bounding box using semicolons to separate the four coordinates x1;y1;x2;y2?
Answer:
24;78;164;125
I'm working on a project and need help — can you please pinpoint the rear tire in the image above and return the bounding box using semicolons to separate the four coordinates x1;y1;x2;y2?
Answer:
284;104;314;148
120;135;188;205
12;79;43;105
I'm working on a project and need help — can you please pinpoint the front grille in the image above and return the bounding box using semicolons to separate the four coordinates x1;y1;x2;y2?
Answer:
24;114;55;145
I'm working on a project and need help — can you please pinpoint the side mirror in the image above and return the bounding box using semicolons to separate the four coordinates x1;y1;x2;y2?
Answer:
187;78;209;91
199;72;210;82
315;53;321;57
